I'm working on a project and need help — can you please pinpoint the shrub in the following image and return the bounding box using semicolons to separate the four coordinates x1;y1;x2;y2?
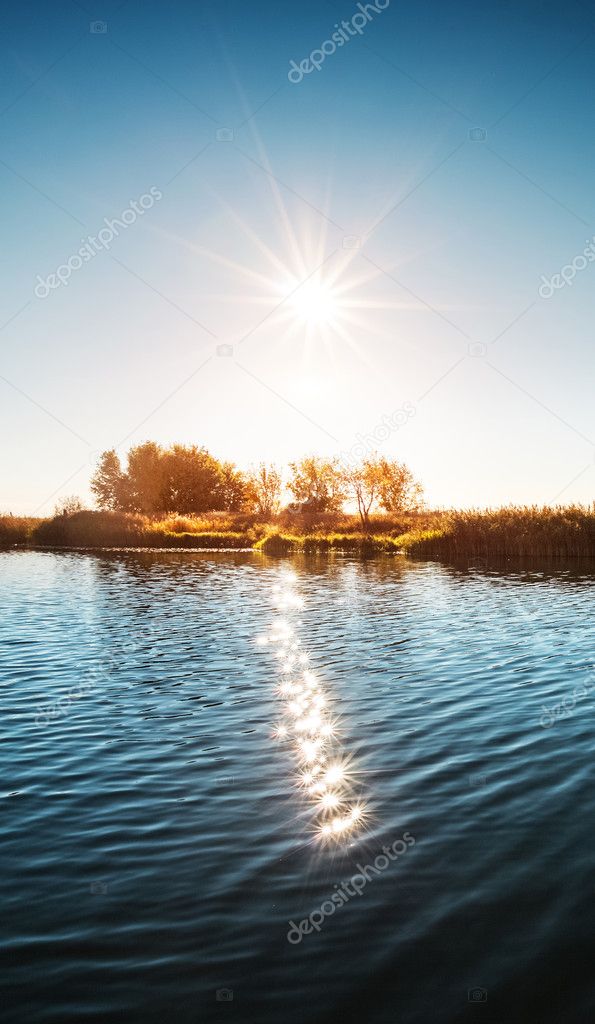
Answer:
0;515;41;546
33;510;148;547
255;532;300;555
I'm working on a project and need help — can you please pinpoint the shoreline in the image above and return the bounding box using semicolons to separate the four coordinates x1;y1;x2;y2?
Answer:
2;506;594;561
3;542;595;564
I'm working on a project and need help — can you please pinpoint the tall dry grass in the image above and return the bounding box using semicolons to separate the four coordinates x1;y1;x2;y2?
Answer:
400;505;595;560
32;510;256;548
0;515;42;546
17;504;595;559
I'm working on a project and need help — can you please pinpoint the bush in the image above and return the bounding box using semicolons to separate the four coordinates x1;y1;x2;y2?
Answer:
33;510;149;547
32;511;253;549
255;532;300;555
0;515;41;547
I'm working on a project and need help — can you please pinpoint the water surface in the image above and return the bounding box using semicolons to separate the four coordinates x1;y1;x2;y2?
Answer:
1;550;593;1023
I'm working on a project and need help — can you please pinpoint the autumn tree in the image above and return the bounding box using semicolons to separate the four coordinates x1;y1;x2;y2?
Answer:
287;456;346;513
91;450;127;511
342;457;383;530
342;455;423;530
377;457;423;515
53;495;85;517
161;446;233;514
218;462;250;512
247;463;282;518
126;442;167;513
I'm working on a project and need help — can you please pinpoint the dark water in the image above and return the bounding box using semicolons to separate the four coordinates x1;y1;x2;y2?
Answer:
1;550;594;1024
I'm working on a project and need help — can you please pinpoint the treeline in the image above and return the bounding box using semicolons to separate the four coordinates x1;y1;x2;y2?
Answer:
91;444;423;528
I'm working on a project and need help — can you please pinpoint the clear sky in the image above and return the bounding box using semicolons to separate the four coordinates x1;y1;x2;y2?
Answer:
1;0;594;513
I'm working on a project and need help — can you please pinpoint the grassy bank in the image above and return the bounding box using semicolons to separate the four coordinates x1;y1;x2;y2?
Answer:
2;503;589;561
30;511;256;549
3;506;594;560
254;532;404;555
21;509;437;552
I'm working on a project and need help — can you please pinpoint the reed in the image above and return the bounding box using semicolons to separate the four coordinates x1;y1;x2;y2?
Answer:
397;506;595;560
255;531;402;555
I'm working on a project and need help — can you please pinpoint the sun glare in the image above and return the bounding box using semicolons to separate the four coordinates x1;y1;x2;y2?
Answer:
290;279;338;326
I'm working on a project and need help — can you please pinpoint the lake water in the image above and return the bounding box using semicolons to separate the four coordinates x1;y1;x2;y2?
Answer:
1;550;594;1024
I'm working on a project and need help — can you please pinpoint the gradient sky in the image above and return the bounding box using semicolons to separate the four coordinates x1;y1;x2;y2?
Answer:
1;0;594;513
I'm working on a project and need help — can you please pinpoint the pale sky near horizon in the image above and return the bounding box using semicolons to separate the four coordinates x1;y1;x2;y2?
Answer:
1;0;594;514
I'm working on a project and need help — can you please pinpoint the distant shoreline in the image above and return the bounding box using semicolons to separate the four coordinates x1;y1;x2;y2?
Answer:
2;504;594;561
7;543;595;564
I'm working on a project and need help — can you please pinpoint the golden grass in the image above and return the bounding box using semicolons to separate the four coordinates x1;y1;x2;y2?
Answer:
255;531;402;555
7;505;595;559
397;506;595;560
0;515;43;546
32;511;256;549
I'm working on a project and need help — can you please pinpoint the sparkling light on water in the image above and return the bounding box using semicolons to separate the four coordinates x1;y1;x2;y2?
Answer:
258;571;368;843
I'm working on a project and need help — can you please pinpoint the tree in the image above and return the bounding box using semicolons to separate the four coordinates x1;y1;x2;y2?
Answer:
54;495;85;517
161;445;225;514
342;455;423;530
91;450;127;511
342;457;384;530
218;462;250;512
126;442;166;513
377;457;423;515
247;463;282;518
91;444;249;516
287;456;346;513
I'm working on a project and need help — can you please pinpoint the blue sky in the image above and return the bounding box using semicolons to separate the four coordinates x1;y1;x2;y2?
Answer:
1;0;594;512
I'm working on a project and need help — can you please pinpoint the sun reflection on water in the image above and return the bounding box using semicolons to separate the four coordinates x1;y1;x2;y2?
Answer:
257;570;369;844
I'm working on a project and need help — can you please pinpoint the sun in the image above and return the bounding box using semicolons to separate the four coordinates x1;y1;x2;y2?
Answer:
290;279;339;326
